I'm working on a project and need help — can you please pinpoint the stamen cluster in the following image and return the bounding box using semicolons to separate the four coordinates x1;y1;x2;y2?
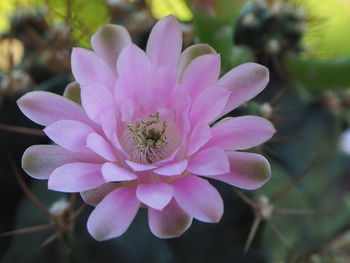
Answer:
128;112;168;164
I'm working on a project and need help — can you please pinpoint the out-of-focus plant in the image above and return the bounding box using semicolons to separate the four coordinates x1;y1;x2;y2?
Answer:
146;0;193;21
299;0;350;60
185;0;245;70
234;0;307;61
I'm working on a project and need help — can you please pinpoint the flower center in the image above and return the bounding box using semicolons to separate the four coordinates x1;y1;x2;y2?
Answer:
128;112;168;164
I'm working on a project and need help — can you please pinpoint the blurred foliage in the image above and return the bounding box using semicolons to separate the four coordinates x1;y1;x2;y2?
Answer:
0;0;41;32
1;0;350;263
298;0;350;59
146;0;193;21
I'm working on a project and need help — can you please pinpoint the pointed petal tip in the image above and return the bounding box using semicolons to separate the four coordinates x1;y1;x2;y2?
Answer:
146;14;182;68
159;14;179;25
244;62;269;82
173;175;224;223
87;187;140;241
212;152;272;190
148;199;193;238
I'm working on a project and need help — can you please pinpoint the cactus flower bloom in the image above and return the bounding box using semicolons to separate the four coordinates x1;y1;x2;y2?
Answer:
18;15;275;240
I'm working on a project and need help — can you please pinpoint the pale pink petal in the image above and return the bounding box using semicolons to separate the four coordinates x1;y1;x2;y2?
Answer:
22;145;101;179
181;54;221;98
115;93;136;123
217;63;269;118
117;44;151;78
189;87;230;125
209;152;271;190
115;44;153;113
150;66;177;109
44;120;94;152
81;183;117;206
148;198;192;238
154;160;188;176
101;162;137;182
207;116;276;150
136;182;174;210
81;83;114;123
115;75;153;117
146;15;182;68
48;163;104;192
177;44;216;81
87;187;140;241
17;91;89;126
186;123;211;156
98;108;128;159
187;147;229;176
87;133;117;162
98;108;118;139
91;24;132;73
71;48;115;90
126;160;157;171
174;92;191;136
173;175;223;222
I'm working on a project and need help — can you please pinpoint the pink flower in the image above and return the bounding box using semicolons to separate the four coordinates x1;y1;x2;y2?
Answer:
18;16;275;240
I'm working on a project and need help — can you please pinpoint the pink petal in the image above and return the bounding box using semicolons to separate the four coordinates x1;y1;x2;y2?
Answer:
81;183;117;206
154;160;188;176
87;133;117;162
44;120;94;152
22;145;100;179
150;66;177;109
115;44;153;113
17;91;89;126
189;87;230;125
115;75;153;117
207;116;276;150
210;152;271;190
174;91;191;136
71;48;115;90
173;175;223;222
98;108;128;158
187;147;229;176
115;93;136;123
181;54;221;98
148;198;192;238
117;44;151;78
136;182;174;210
146;15;182;68
101;162;137;182
81;83;114;123
177;44;216;81
186;123;211;156
125;160;157;171
91;24;132;73
217;63;269;118
48;162;104;192
87;187;140;241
